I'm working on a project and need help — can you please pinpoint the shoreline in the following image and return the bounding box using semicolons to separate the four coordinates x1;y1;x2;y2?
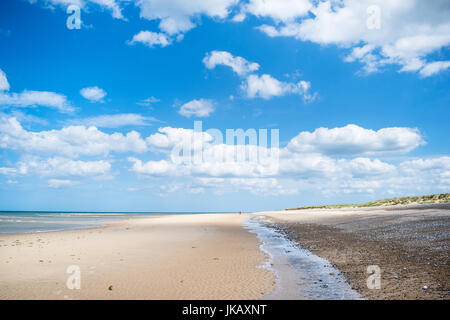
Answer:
0;217;147;237
244;216;362;299
0;213;274;299
255;203;450;300
2;205;448;300
0;212;202;236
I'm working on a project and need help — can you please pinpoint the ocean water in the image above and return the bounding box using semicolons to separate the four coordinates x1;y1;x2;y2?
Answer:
0;211;225;234
243;215;362;300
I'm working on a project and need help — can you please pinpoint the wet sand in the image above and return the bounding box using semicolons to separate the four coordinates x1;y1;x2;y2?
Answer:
244;216;361;300
0;213;274;299
255;203;450;300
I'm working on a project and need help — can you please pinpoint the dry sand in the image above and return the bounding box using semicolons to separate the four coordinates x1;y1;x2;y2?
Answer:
0;213;274;299
255;203;450;300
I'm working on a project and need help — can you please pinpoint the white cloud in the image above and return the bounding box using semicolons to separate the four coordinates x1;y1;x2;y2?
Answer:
178;99;215;118
130;152;405;196
5;110;48;126
1;157;111;179
0;69;10;91
399;157;450;175
1;114;446;196
157;182;205;196
146;126;213;153
20;157;111;177
242;74;315;101
419;61;450;77
127;31;172;48
0;90;74;113
254;0;450;77
202;51;315;102
158;16;196;35
243;0;312;22
337;157;395;176
287;124;425;156
136;96;160;106
194;177;297;196
32;0;124;20
124;122;448;196
129;157;181;176
158;183;183;193
80;86;106;102
88;0;124;19
135;0;238;36
0;167;20;175
203;51;260;76
68;113;158;128
129;152;280;179
48;179;78;188
0;116;148;157
0;70;73;113
231;13;246;22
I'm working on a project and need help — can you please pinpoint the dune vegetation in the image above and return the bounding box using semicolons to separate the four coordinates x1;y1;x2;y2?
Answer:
286;193;450;210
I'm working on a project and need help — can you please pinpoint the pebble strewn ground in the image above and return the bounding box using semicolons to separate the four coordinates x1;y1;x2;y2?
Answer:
264;204;450;300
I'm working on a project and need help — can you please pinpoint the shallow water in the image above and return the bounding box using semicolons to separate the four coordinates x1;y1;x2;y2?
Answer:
243;215;362;300
0;211;234;234
0;212;137;234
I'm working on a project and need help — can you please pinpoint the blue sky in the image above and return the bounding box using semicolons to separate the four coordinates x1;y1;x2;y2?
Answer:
0;0;449;212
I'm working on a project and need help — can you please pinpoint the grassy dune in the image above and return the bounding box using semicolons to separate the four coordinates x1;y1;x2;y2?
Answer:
286;193;450;210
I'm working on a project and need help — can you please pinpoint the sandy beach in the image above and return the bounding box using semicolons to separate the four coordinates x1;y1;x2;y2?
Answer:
255;203;450;300
0;213;274;299
1;205;448;300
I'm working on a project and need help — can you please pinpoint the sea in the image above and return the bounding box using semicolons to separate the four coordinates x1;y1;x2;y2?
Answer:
0;211;225;234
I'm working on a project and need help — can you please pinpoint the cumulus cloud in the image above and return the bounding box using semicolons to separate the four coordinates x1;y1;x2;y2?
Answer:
287;124;425;155
80;86;107;102
123;122;450;196
202;51;315;102
146;126;213;153
130;125;403;180
253;0;450;77
193;177;297;196
178;99;215;118
1;115;446;196
1;157;111;179
399;157;450;175
242;0;312;22
127;1;238;48
0;116;147;157
68;113;159;128
0;69;10;91
128;149;408;196
337;157;395;177
135;0;238;36
0;70;74;113
419;61;450;77
158;16;196;35
242;74;315;101
127;31;172;48
88;0;124;19
203;51;260;76
3;110;48;126
129;158;181;176
0;90;74;113
20;157;111;177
